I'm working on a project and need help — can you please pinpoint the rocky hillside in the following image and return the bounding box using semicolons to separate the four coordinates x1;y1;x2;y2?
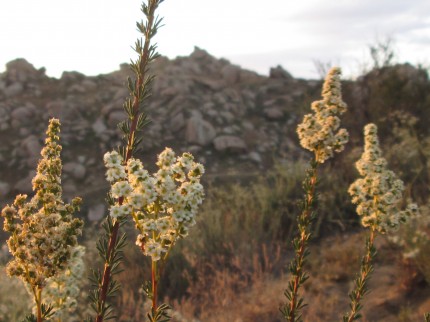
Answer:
1;47;429;222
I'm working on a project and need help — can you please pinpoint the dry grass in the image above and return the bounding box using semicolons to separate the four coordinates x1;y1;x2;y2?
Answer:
0;229;429;321
166;231;430;322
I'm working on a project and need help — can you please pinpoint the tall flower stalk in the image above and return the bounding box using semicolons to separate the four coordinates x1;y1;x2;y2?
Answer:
1;118;83;322
88;1;168;321
344;123;418;321
93;1;205;319
282;67;349;321
103;148;204;320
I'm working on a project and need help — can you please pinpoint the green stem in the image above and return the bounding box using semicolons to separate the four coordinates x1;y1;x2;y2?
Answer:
343;228;377;322
94;2;160;321
282;159;318;322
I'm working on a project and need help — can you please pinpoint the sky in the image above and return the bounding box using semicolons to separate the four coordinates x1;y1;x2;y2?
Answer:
0;0;429;79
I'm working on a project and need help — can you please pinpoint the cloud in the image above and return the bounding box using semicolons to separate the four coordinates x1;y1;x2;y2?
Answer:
1;0;429;79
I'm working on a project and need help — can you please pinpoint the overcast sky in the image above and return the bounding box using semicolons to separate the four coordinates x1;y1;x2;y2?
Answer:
0;0;429;79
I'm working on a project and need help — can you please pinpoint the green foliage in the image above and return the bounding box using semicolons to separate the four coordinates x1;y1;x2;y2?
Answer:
190;161;305;259
147;303;171;322
89;216;127;321
343;230;377;321
119;0;164;160
22;304;55;322
281;160;318;322
90;1;164;321
2;1;430;321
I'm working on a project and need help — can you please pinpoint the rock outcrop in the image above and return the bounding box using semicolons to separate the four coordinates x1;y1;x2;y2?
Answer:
1;48;429;221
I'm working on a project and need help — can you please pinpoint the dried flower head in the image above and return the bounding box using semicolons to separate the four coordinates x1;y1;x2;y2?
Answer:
1;118;83;289
104;147;205;261
297;67;349;163
348;123;418;233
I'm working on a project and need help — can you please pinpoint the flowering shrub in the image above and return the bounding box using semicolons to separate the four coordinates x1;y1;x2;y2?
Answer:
104;148;204;261
1;1;429;321
297;67;349;163
343;123;419;321
282;67;349;321
43;245;86;321
1;118;83;321
349;123;418;233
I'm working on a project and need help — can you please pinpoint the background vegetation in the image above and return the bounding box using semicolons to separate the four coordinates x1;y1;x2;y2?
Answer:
1;39;430;321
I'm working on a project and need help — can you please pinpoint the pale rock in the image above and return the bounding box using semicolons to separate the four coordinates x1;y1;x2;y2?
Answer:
180;60;202;74
242;121;254;131
170;112;185;133
160;86;180;97
81;79;97;91
63;162;86;181
221;64;240;85
46;101;66;118
248;151;262;163
88;203;106;221
222;126;235;135
213;135;247;152
63;181;78;198
92;118;108;135
185;112;216;146
190;46;212;60
5;59;42;83
196;77;224;91
14;170;36;194
107;111;125;127
291;88;305;98
60;71;85;83
220;111;235;123
4;83;24;97
187;145;203;154
11;106;33;123
68;84;86;93
202;101;216;113
0;80;6;91
0;181;11;196
239;69;261;83
264;106;284;120
269;65;293;80
101;102;122;117
18;127;31;137
113;87;129;101
0;105;10;131
104;63;132;85
21;135;42;167
206;109;218;118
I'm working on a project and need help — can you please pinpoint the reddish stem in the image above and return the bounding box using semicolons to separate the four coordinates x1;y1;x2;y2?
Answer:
345;229;376;322
95;2;158;321
287;167;317;322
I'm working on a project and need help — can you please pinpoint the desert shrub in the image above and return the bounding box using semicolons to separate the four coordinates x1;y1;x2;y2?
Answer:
1;1;429;322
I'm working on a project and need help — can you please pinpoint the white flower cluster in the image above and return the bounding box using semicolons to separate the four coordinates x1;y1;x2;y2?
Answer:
1;119;83;288
348;123;418;233
104;147;205;261
297;67;349;163
43;246;85;319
